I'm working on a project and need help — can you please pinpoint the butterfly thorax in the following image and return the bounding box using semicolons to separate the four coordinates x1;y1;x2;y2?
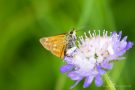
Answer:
65;30;77;53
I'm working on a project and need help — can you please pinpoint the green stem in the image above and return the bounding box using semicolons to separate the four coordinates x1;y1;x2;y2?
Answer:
103;74;116;90
55;75;66;90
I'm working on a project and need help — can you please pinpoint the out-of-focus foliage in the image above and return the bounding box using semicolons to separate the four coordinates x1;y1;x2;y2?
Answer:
0;0;135;90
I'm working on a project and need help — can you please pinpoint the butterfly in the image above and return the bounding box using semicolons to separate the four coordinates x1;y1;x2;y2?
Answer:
39;28;77;59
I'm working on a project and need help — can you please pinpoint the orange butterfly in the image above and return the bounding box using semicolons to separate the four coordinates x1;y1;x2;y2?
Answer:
39;29;77;59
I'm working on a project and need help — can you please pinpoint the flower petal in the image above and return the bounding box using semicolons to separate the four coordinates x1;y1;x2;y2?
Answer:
101;61;113;70
125;42;133;50
95;74;103;87
118;31;122;40
70;79;82;89
83;76;94;88
96;66;106;75
111;32;117;36
67;71;82;80
60;64;74;73
122;36;127;41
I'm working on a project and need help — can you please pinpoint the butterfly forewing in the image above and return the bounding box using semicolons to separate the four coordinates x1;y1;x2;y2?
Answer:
40;34;66;58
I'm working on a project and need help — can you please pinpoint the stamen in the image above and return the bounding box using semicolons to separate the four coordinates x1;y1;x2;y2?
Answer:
92;30;95;37
103;30;105;36
88;30;92;37
110;32;112;36
79;36;84;43
94;30;96;36
78;41;81;46
84;32;87;38
98;30;100;36
105;31;108;37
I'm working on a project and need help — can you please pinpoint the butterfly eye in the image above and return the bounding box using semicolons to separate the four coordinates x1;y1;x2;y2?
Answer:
69;31;73;34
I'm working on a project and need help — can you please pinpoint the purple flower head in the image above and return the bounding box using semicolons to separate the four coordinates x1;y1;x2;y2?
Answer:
60;30;133;89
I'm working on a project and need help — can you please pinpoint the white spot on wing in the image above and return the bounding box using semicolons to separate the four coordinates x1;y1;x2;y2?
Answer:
53;44;56;47
53;48;56;51
45;38;48;41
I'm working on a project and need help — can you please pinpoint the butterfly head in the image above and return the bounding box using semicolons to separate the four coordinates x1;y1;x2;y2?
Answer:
67;28;77;41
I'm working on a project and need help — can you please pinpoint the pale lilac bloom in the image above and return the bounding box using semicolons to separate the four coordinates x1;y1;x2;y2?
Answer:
60;30;133;89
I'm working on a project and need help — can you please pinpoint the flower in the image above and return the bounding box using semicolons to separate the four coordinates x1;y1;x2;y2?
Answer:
60;30;133;89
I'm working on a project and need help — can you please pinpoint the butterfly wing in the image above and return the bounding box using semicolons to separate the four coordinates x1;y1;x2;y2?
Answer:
40;34;66;58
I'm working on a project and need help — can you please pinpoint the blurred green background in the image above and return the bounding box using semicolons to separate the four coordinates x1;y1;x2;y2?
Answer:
0;0;135;90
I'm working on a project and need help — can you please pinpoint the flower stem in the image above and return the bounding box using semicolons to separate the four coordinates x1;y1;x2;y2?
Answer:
103;74;116;90
55;75;66;90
